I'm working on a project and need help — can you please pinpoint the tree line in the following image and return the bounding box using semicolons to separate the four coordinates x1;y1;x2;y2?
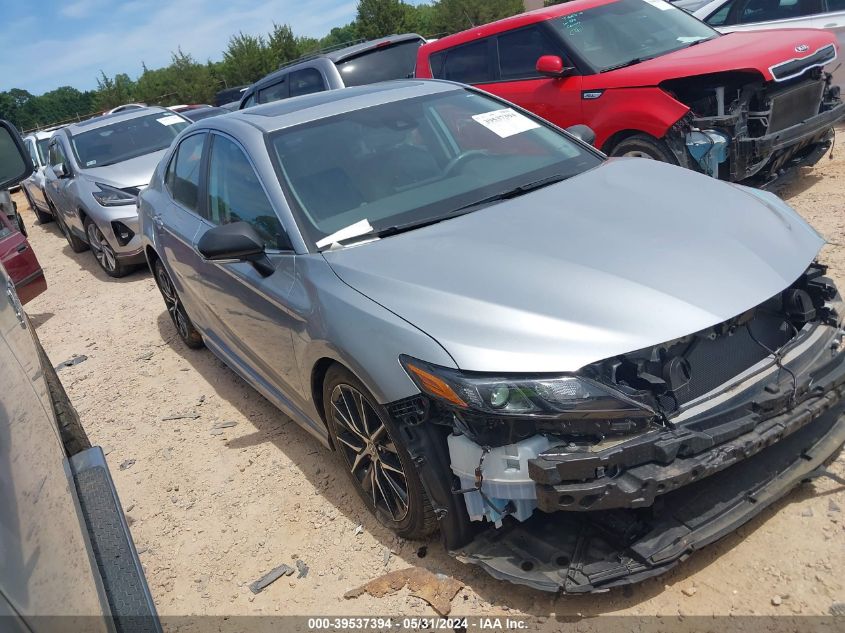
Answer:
1;0;536;132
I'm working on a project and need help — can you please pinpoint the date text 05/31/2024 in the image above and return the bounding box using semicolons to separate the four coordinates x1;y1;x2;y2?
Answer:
307;617;529;630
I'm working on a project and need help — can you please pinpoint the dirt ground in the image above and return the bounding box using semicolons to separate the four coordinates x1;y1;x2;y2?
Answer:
12;145;845;623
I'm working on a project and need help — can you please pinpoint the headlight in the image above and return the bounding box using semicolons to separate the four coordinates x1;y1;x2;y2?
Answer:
400;356;651;419
92;182;136;206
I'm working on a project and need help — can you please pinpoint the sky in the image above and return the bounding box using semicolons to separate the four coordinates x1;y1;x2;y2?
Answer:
0;0;424;95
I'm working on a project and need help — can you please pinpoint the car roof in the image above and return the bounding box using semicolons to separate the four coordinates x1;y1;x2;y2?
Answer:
63;106;177;135
202;79;462;135
25;128;60;141
419;0;618;55
249;33;424;92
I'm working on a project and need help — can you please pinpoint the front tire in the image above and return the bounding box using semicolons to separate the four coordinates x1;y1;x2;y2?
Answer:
608;133;677;164
323;365;436;539
84;218;130;278
153;258;204;349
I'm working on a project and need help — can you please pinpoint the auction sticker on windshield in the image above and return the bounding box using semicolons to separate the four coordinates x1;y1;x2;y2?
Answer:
642;0;673;9
157;115;184;126
472;108;540;138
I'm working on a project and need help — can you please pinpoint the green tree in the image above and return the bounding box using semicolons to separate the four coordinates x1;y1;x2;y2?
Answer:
356;0;407;40
431;0;523;34
93;72;136;110
320;23;361;49
268;23;300;66
221;32;273;86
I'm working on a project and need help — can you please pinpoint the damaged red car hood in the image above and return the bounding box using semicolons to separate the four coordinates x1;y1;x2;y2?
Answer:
591;29;839;88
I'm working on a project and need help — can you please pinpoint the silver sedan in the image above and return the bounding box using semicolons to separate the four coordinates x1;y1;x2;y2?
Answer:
139;79;845;592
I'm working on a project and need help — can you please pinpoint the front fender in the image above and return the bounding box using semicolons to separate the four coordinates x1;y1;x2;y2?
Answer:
293;255;457;409
582;86;690;150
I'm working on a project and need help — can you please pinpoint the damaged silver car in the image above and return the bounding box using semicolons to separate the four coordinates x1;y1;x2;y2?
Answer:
138;80;845;592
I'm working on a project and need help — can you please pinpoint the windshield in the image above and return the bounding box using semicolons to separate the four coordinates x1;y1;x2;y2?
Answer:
36;138;50;165
335;39;424;87
268;90;602;248
549;0;718;72
71;112;189;168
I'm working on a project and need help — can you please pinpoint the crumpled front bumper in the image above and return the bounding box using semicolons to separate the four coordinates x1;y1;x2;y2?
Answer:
450;323;845;592
452;401;845;592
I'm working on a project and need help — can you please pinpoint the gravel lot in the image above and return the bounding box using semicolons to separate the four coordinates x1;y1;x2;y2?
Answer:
12;145;845;622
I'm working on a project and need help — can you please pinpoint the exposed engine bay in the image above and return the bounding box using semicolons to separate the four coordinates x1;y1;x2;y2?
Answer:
389;263;845;591
659;52;844;185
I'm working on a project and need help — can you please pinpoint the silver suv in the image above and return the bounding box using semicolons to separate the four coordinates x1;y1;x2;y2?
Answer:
44;107;189;277
238;33;425;109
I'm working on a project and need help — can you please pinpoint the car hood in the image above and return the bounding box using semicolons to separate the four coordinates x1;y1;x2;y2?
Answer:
592;29;838;88
323;159;824;373
79;148;167;189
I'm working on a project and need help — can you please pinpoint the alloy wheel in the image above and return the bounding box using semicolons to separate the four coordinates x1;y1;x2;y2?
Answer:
329;384;410;522
86;222;117;272
155;265;190;340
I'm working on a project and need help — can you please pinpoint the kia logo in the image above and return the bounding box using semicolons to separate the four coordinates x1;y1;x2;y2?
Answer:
795;44;810;52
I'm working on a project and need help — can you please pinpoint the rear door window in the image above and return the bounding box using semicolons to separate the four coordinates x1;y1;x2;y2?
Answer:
335;39;423;86
734;0;821;22
430;39;495;84
289;68;326;97
496;26;562;80
165;133;205;212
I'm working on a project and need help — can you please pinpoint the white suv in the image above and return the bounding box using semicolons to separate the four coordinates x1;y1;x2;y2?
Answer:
21;127;63;223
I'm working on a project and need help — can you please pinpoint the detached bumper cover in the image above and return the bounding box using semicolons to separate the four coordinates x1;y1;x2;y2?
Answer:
452;402;845;593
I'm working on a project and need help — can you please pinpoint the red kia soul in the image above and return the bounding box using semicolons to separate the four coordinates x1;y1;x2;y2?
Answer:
415;0;844;185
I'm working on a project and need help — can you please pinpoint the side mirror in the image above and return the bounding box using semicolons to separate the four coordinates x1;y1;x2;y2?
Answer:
536;55;574;78
565;124;596;146
197;221;275;276
54;163;68;179
0;120;33;190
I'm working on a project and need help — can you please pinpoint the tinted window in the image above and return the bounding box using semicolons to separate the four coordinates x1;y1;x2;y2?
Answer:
335;39;423;87
289;68;326;97
269;90;601;248
497;26;561;80
258;79;289;104
434;40;494;84
828;0;845;10
166;133;205;211
705;0;737;24
206;135;287;249
549;0;717;71
738;0;818;22
71;112;189;168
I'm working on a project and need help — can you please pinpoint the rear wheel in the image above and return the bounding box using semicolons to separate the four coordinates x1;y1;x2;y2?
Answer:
608;133;677;164
84;218;130;278
153;258;204;349
323;365;436;539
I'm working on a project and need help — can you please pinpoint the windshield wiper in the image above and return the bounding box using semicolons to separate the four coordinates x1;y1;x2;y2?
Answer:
319;174;569;249
450;174;570;214
600;56;655;73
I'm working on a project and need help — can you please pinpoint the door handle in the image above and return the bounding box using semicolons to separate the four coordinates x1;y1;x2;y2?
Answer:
16;244;27;253
824;22;838;27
